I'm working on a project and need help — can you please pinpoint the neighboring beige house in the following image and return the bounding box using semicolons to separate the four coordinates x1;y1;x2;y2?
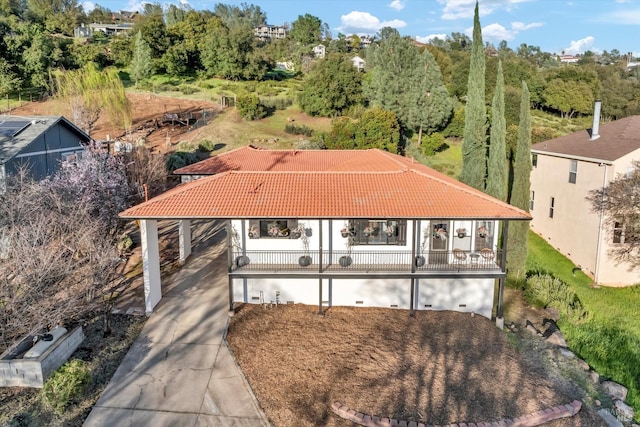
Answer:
530;103;640;285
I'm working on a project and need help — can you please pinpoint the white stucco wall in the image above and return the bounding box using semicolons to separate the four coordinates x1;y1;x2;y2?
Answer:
232;277;496;319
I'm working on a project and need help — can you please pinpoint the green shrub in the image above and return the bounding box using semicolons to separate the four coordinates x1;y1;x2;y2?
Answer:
237;94;266;121
284;124;314;137
198;139;215;152
260;97;293;111
41;359;91;415
442;106;465;138
525;274;589;321
179;84;199;95
422;132;448;156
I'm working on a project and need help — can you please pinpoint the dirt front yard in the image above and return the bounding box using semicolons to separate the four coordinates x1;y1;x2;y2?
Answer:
227;304;605;427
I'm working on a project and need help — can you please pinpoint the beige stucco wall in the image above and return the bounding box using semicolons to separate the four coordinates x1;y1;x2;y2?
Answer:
530;152;640;285
595;153;640;285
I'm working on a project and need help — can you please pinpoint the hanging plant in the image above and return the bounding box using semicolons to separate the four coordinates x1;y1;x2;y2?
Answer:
456;228;467;238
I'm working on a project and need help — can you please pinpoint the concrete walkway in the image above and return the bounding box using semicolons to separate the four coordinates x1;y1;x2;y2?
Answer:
84;226;269;427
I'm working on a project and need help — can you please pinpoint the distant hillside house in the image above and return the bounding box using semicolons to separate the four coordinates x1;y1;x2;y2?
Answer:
352;56;365;71
254;24;288;41
0;116;90;186
313;44;326;58
530;102;640;285
558;54;579;64
75;22;134;38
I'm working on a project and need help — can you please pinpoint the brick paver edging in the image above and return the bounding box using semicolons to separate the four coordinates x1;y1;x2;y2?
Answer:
331;399;582;427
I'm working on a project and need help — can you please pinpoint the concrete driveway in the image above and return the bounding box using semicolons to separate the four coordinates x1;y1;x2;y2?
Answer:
84;224;268;426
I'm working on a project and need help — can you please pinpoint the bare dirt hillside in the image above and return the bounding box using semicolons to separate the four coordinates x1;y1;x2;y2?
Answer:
10;92;220;154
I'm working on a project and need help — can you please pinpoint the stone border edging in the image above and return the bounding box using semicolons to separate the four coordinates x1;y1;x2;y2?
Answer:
331;400;582;427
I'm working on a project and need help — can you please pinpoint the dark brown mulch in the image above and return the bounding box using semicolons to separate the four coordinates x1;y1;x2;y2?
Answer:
227;304;605;427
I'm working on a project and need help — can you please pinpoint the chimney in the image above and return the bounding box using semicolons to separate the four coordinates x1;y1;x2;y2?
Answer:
590;99;601;141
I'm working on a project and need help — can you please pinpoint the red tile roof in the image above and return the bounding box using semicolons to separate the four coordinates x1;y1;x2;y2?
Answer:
173;145;410;174
121;147;530;220
531;115;640;162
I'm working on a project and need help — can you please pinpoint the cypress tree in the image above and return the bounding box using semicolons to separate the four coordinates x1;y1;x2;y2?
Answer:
131;31;153;86
459;1;487;191
486;60;507;201
507;81;532;279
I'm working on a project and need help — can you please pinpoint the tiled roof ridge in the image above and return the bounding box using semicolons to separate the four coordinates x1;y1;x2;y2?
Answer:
372;148;417;169
224;169;408;175
407;168;531;217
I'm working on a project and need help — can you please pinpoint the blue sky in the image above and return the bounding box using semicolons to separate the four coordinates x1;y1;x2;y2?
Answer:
87;0;639;57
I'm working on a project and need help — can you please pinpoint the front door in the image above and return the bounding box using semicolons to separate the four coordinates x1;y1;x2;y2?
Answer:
429;220;449;264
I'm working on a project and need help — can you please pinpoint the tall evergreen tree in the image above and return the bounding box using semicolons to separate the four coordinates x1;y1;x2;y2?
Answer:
507;81;532;279
130;31;152;86
366;29;451;139
459;1;487;191
486;60;507;201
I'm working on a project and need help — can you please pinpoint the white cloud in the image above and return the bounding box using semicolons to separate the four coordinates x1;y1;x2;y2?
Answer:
437;0;535;20
463;20;543;42
388;0;406;11
337;11;407;34
415;33;448;43
511;21;543;31
564;36;595;54
482;23;513;41
597;8;640;24
82;1;95;12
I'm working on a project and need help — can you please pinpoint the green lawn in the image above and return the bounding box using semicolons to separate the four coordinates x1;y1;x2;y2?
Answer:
526;231;640;413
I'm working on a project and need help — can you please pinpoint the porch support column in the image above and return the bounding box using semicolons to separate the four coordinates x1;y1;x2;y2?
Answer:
140;219;162;315
178;219;191;264
410;220;418;317
227;220;234;311
318;219;324;314
496;220;509;329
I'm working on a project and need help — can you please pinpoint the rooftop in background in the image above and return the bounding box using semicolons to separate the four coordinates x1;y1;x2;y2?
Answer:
531;115;640;163
122;146;530;221
0;116;88;162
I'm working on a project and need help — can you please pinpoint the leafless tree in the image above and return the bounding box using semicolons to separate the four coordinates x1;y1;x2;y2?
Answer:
588;161;640;269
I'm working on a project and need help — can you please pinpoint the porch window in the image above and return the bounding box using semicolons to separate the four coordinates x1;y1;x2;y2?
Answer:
569;160;577;184
350;219;406;245
474;221;494;251
251;219;299;238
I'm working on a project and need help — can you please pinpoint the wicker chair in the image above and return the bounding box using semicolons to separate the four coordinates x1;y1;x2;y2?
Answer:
480;247;495;260
452;248;467;263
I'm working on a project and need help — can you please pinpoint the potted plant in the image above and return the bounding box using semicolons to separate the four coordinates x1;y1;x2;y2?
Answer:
386;224;396;237
232;225;250;267
433;227;447;241
477;225;488;238
456;228;467;238
341;223;356;238
297;222;312;267
248;224;259;239
415;227;428;267
363;225;377;237
339;234;353;267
